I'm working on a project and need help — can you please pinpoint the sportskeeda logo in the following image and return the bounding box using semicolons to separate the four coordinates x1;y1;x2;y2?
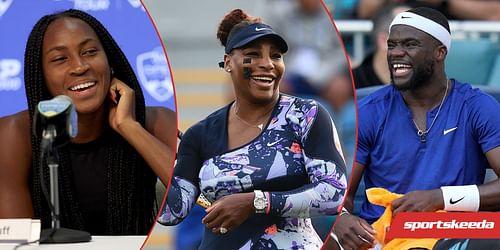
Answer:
404;219;495;231
387;212;500;239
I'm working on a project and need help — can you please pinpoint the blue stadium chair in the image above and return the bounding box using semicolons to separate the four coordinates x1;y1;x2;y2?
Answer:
445;39;499;86
476;85;500;101
487;54;500;88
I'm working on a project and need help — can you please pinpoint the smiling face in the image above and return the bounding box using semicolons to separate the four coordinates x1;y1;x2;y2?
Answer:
42;17;111;114
225;37;285;104
387;25;441;91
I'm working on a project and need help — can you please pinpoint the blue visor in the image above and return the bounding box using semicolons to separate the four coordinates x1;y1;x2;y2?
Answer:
225;23;288;54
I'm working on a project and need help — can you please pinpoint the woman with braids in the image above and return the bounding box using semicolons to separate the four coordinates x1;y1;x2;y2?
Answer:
0;9;176;235
159;9;347;249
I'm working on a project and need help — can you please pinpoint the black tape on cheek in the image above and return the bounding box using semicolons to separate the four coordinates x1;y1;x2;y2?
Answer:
243;57;252;79
243;67;252;79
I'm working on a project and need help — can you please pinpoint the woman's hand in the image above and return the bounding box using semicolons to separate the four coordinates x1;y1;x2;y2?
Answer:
333;213;376;250
108;78;136;133
201;192;254;235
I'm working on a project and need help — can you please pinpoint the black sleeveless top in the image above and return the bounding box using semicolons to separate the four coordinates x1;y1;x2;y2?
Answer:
69;135;108;235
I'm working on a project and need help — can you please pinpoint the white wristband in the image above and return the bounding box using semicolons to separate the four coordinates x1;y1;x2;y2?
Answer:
440;185;480;211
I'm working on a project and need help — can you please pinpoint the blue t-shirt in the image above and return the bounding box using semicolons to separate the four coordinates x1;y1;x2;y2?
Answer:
356;79;500;223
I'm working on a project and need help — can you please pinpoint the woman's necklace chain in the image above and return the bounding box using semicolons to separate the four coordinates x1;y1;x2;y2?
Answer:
412;79;449;142
233;103;274;131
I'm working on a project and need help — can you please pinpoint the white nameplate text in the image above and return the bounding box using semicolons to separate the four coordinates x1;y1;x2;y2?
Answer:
0;219;40;245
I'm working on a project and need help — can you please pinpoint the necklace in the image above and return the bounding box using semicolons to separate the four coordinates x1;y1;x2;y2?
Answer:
233;103;274;131
411;79;449;143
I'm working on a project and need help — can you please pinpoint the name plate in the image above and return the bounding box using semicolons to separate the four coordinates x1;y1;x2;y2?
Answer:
0;219;40;245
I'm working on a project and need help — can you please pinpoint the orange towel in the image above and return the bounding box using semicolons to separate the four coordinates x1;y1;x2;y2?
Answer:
366;188;439;250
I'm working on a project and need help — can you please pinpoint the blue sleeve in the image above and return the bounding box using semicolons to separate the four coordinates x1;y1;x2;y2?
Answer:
268;103;347;217
158;126;202;225
469;93;500;153
356;99;375;166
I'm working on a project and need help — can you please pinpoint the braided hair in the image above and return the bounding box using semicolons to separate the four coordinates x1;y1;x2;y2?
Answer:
24;9;157;235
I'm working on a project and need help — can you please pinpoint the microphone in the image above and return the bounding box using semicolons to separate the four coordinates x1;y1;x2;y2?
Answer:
33;95;78;149
32;95;91;243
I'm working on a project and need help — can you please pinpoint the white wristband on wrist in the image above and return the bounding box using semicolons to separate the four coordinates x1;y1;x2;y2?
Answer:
440;185;480;211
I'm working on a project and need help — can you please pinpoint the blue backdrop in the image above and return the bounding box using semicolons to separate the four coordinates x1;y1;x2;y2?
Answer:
0;0;175;117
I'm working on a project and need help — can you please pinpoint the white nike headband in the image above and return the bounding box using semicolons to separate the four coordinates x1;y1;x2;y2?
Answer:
390;11;451;51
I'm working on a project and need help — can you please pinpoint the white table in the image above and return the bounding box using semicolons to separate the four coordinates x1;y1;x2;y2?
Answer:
0;236;147;250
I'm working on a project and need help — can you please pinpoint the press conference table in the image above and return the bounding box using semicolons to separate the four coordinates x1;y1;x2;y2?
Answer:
0;236;147;250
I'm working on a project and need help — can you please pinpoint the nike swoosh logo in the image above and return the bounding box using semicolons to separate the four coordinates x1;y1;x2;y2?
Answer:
267;138;283;147
401;16;411;19
255;27;270;31
443;127;458;135
450;197;465;204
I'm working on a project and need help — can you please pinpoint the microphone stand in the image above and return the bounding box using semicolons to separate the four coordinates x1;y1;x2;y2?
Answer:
39;125;91;244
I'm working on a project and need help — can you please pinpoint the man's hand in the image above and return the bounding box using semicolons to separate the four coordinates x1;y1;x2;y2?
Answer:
392;189;444;216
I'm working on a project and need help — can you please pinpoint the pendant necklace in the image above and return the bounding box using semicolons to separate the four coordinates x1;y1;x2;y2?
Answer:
411;79;449;143
233;102;273;131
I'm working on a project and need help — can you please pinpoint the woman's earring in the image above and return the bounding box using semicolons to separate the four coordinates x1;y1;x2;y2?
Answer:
226;68;231;72
110;67;114;77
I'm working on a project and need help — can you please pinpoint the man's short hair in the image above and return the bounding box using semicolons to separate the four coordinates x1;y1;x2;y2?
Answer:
407;7;450;33
372;3;414;40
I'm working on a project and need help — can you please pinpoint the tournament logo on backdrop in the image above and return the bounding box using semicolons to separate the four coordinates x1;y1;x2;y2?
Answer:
136;47;173;103
0;0;13;17
127;0;144;11
73;0;110;11
0;59;22;91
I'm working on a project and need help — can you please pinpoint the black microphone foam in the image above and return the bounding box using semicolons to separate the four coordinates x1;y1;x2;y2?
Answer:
33;95;78;147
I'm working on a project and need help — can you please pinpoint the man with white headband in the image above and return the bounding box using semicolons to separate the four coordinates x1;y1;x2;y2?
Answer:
331;7;500;250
